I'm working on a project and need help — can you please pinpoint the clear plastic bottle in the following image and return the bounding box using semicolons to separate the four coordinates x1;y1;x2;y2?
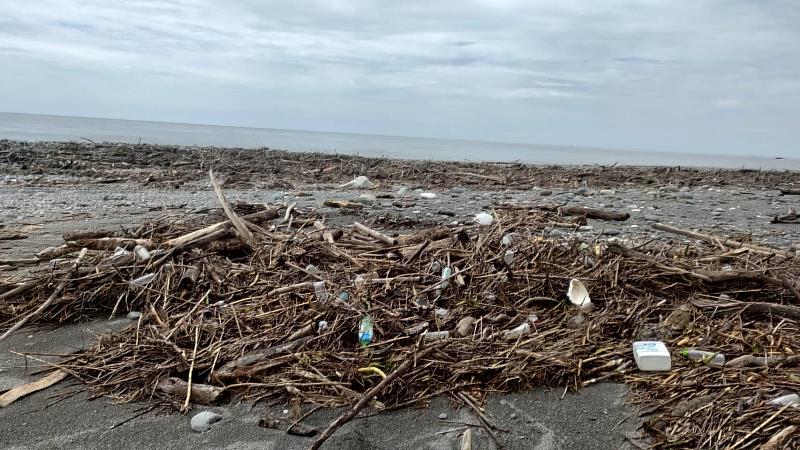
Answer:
680;349;725;367
358;316;373;347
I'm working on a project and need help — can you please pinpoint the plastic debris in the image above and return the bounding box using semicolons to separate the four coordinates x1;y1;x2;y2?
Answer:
503;250;514;266
503;323;530;341
339;176;376;189
474;212;493;226
133;245;151;261
131;273;156;288
440;267;452;290
358;316;373;347
632;341;672;371
318;320;329;333
313;281;328;303
680;349;725;367
567;279;593;309
423;330;449;341
768;393;800;408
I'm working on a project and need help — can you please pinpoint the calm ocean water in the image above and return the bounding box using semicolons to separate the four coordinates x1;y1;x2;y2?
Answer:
0;112;796;169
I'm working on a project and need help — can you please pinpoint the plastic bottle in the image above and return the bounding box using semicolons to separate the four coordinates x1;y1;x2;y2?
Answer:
358;316;373;347
440;267;452;289
313;281;328;303
680;349;725;367
503;250;514;266
133;245;151;261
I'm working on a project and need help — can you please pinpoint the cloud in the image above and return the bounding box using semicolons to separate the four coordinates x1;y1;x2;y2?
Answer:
0;0;798;155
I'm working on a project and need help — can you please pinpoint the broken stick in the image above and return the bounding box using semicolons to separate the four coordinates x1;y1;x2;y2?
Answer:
308;345;442;450
353;222;398;245
651;223;794;258
0;248;88;342
209;169;255;248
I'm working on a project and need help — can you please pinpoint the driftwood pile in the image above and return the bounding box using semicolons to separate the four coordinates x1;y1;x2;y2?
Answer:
1;173;799;448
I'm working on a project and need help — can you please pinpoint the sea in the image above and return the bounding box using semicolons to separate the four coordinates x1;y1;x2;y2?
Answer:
0;112;796;170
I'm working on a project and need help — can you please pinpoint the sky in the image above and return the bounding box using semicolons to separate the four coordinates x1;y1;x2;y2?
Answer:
0;0;798;156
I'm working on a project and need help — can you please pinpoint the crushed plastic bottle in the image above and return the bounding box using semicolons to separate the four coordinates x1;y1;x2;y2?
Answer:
768;393;800;408
503;250;514;266
358;316;374;347
680;349;725;367
131;273;156;287
501;233;516;247
440;267;452;290
423;330;449;341
133;245;151;261
313;281;328;303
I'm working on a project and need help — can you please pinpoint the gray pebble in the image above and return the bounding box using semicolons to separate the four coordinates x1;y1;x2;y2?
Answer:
539;190;552;197
191;411;222;433
126;311;142;320
438;413;448;420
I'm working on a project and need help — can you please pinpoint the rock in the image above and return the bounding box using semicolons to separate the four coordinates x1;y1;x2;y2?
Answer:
664;304;695;331
539;190;552;197
599;189;616;195
450;187;466;194
355;193;376;204
548;228;567;237
438;413;448;420
436;210;456;217
420;192;437;199
602;229;620;236
455;316;476;337
642;215;659;222
578;226;593;232
126;311;142;320
191;411;222;433
659;185;679;193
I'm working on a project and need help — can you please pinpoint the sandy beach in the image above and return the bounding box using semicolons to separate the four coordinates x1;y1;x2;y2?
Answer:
2;140;800;449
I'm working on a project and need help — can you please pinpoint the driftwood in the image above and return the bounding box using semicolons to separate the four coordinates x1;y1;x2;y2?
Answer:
309;345;442;450
651;223;794;257
156;377;223;405
0;248;87;342
353;222;398;245
759;425;797;450
0;370;68;407
164;208;278;248
209;169;255;248
727;354;800;368
692;298;800;322
212;337;313;382
560;206;630;221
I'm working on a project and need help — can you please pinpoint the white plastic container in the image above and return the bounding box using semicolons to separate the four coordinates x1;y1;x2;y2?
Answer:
632;341;672;371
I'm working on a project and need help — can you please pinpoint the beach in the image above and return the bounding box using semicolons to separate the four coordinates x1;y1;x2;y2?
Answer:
2;140;800;449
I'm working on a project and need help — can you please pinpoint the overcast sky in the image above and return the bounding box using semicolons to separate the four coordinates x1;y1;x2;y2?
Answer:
1;0;798;155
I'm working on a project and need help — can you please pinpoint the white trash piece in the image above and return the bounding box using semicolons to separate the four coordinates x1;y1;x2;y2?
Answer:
768;393;800;408
133;244;151;261
420;192;437;199
313;281;328;303
339;176;376;189
632;341;672;371
474;212;494;226
567;279;593;309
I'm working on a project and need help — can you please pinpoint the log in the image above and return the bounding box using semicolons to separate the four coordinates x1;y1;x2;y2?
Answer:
209;170;255;248
212;336;313;382
353;222;397;246
156;377;223;405
0;370;68;407
651;223;794;258
778;187;800;195
560;206;630;221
